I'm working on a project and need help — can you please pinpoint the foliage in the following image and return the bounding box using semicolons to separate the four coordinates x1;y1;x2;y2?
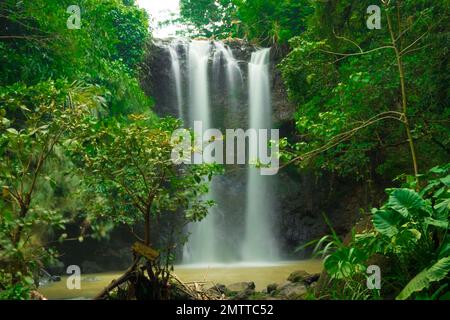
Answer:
0;80;101;298
232;0;313;45
0;0;155;299
306;164;450;300
280;0;449;180
0;0;151;116
67;114;222;298
178;0;313;45
178;0;237;38
0;272;32;300
69;114;221;234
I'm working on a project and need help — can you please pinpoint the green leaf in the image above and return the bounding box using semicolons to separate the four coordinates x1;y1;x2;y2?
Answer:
439;238;450;259
387;188;427;218
19;105;31;112
440;175;450;187
434;198;450;218
396;257;450;300
324;247;367;279
6;128;19;135
424;217;449;229
373;209;400;237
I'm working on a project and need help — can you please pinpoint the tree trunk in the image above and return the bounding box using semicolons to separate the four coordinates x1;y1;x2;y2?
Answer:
144;206;151;246
385;5;420;189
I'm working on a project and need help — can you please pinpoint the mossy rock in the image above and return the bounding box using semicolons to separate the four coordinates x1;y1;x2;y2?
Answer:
287;270;311;283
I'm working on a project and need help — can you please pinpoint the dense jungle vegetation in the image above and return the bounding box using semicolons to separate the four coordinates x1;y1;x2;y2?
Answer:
1;0;449;300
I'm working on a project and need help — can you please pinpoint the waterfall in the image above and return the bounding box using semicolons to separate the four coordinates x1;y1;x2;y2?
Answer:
162;40;279;264
241;48;279;261
168;40;185;119
187;41;211;128
212;41;243;110
182;40;219;263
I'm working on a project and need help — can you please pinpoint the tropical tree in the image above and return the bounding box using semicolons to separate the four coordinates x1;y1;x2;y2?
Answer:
68;114;221;299
0;80;101;298
280;0;449;184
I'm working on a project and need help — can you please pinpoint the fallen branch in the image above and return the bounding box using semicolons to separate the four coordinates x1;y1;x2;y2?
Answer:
94;258;139;300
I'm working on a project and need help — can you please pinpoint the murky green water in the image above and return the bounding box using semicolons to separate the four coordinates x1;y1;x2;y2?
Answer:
40;260;323;299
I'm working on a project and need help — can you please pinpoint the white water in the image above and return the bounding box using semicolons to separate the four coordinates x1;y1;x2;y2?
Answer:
183;40;218;263
166;41;279;264
213;41;243;109
188;41;211;128
168;40;185;119
242;48;279;261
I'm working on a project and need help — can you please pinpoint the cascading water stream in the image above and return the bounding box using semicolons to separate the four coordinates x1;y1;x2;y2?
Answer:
164;39;279;264
182;40;218;263
212;41;243;109
242;48;279;262
167;40;185;119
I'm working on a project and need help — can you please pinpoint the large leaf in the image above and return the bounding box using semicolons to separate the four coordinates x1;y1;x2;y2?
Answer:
373;209;401;237
387;188;427;218
434;198;450;219
439;237;450;259
324;247;367;279
396;257;450;300
424;217;449;229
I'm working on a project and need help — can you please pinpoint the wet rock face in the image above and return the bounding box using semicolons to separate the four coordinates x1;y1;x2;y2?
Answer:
142;39;296;126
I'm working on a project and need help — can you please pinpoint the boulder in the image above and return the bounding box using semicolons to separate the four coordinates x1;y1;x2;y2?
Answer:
233;288;255;300
267;283;278;294
211;283;227;294
287;270;311;283
304;273;321;286
278;282;307;300
205;283;227;298
226;282;256;300
226;282;255;293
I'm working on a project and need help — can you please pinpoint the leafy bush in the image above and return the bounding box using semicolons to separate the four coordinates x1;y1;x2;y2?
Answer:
307;164;450;300
0;80;102;297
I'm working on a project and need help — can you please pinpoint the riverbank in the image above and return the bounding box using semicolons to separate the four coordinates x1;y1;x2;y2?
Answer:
40;260;323;300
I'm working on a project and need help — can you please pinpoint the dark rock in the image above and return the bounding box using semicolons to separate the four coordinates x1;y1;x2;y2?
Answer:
233;288;255;300
210;283;227;294
287;270;311;283
170;282;195;300
226;282;256;300
304;273;321;286
226;281;255;293
267;283;278;293
277;282;307;300
206;283;227;298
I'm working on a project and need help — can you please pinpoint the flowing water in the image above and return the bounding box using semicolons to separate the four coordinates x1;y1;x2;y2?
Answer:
183;40;218;263
40;260;323;300
212;41;243;110
161;40;280;264
167;40;185;119
242;48;278;261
